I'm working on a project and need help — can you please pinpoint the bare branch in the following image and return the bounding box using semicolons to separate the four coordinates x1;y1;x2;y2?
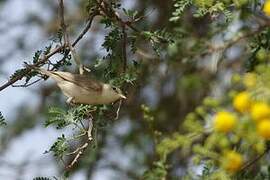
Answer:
240;146;270;171
209;24;267;53
65;142;89;170
65;118;93;170
59;0;68;45
72;13;99;47
114;99;122;120
122;24;127;72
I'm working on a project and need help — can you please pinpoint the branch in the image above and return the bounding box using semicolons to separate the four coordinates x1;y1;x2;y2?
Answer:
59;0;67;45
96;0;140;33
0;12;98;92
209;24;267;53
97;0;170;44
11;78;42;87
114;99;122;120
65;118;93;170
240;146;270;172
72;13;99;47
122;24;127;73
0;45;63;91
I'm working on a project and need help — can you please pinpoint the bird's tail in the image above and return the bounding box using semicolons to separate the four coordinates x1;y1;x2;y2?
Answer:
25;63;63;82
36;68;54;77
25;64;53;76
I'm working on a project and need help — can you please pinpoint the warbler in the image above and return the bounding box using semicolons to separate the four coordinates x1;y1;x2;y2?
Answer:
35;68;126;105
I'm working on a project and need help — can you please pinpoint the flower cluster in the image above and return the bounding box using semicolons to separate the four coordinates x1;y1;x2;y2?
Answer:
264;0;270;16
211;73;270;173
215;90;270;140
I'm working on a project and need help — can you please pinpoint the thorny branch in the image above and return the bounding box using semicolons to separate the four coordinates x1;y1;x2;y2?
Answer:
0;45;64;91
66;118;93;170
0;0;168;91
0;11;98;92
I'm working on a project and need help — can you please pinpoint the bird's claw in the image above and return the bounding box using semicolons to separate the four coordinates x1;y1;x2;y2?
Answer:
66;97;76;106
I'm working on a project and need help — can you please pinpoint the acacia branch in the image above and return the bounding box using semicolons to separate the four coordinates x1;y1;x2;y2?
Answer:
96;0;140;33
59;0;67;45
0;12;98;92
0;46;63;91
72;13;99;47
122;24;127;72
65;118;93;170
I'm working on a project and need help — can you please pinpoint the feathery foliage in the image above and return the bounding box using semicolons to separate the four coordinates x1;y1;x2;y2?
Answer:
0;111;6;126
1;0;270;179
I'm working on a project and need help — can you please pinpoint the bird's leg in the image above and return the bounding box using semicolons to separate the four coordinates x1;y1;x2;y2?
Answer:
68;44;84;74
59;1;86;75
66;97;76;105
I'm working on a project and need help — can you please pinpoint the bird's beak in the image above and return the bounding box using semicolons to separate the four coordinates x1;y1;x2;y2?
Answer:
119;94;126;99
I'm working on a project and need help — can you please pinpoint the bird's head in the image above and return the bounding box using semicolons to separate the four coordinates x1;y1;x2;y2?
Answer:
102;84;126;103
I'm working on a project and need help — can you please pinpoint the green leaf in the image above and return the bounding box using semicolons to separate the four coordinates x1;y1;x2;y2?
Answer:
33;177;52;180
45;105;95;129
0;111;6;126
9;68;28;81
45;134;68;159
102;28;121;52
122;8;138;20
142;30;172;55
45;107;72;129
33;50;42;63
170;0;193;22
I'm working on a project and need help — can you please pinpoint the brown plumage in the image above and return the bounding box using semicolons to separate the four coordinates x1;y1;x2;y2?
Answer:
36;68;126;105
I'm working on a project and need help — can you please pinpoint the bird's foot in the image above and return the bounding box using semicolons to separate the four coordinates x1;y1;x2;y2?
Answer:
66;97;76;106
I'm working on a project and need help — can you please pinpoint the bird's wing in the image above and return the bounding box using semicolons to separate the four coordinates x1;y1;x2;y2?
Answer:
53;72;103;92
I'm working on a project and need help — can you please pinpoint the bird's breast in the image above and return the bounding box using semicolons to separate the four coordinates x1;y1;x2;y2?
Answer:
56;80;109;105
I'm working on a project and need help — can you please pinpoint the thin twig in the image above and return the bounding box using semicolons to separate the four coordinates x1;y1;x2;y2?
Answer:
65;142;89;169
71;13;99;47
71;131;87;141
209;24;267;53
59;0;68;45
240;147;270;171
114;100;122;120
68;42;84;74
66;140;87;155
59;0;85;74
79;119;87;130
96;0;140;33
65;118;93;170
0;45;63;92
122;24;127;72
11;78;42;87
0;12;98;92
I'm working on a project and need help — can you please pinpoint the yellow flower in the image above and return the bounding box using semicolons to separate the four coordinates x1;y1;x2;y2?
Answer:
243;73;256;88
264;0;270;16
257;120;270;139
251;102;270;122
222;151;243;173
214;111;236;133
233;91;252;113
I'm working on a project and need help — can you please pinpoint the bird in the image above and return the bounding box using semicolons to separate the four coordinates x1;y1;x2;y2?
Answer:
34;68;126;105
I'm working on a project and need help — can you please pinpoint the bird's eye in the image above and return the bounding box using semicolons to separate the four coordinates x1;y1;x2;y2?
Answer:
112;87;117;91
